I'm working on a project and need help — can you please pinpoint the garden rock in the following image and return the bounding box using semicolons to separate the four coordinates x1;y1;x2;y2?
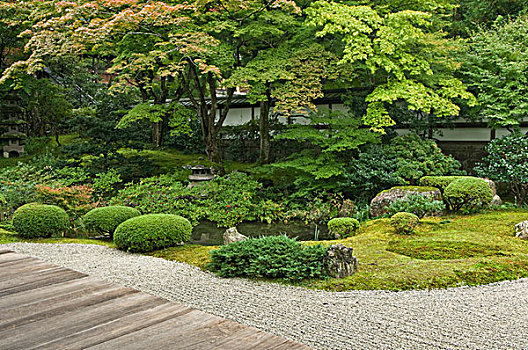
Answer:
491;195;502;207
369;187;442;217
515;221;528;240
323;244;359;278
223;227;247;245
483;178;497;196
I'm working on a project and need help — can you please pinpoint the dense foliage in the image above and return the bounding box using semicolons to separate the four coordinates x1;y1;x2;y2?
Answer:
387;193;446;219
12;203;69;238
390;212;420;234
208;236;328;281
461;16;528;129
114;214;192;253
83;206;141;237
475;133;528;206
110;172;276;227
444;178;493;212
327;218;360;238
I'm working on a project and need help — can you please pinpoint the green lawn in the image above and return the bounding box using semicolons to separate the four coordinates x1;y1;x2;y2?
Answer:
2;209;528;291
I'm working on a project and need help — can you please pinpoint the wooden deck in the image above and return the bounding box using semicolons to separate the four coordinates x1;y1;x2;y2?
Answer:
0;250;310;350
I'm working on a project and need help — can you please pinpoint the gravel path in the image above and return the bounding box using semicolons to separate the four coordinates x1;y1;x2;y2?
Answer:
3;243;528;350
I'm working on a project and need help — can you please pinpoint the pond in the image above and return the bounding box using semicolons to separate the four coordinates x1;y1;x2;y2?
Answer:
190;220;334;245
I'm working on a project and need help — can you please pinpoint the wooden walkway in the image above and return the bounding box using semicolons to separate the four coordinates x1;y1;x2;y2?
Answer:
0;250;310;350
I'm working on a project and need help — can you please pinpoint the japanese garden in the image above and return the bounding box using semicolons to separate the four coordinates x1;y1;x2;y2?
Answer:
1;0;528;348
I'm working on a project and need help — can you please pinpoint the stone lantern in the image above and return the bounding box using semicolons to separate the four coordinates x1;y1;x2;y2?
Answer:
188;165;215;187
1;93;25;158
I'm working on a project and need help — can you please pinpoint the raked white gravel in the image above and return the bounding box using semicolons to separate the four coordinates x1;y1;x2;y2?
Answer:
2;243;528;350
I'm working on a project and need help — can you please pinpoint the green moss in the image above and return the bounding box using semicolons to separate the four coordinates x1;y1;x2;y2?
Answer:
387;240;507;260
147;245;218;270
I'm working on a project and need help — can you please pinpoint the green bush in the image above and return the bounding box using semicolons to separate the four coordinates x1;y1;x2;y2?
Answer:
114;214;192;253
390;212;420;234
419;176;473;193
83;206;140;237
387;193;446;219
474;133;528;206
12;203;70;238
444;177;493;212
208;235;328;280
341;133;465;200
327;217;360;238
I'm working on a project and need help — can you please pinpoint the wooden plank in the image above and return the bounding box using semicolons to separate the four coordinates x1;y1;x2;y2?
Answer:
28;303;193;350
0;252;311;350
84;310;231;350
0;283;134;329
0;260;60;281
0;292;166;350
0;249;12;254
0;252;35;265
0;269;85;297
0;276;97;310
0;266;79;290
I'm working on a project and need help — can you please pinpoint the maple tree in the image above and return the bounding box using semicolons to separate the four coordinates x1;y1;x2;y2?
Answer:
305;0;476;132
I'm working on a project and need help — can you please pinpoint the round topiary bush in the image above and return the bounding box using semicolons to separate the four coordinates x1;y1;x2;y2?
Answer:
444;177;493;212
327;217;360;238
114;214;192;253
12;203;70;238
83;206;141;238
390;212;419;234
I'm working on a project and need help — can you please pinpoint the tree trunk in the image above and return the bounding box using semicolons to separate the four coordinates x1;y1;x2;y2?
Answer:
152;121;163;148
259;98;271;164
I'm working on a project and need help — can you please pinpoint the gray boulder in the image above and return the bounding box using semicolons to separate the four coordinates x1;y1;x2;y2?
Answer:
223;227;247;245
323;244;359;278
369;186;442;218
490;194;503;207
515;221;528;240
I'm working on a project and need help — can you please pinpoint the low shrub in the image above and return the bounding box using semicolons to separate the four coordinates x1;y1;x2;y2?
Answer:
444;177;493;212
387;193;446;219
327;218;360;238
419;176;471;193
114;214;192;253
83;206;140;238
390;212;419;234
208;235;328;280
12;203;69;238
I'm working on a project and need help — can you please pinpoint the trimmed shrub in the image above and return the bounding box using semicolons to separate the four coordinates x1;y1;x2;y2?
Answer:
419;176;471;193
12;203;69;238
387;193;446;219
114;214;192;253
390;212;420;234
208;235;328;280
83;206;141;237
444;177;493;212
327;217;360;238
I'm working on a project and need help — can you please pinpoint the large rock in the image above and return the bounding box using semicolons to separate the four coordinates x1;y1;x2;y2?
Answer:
491;195;503;207
369;186;442;218
323;244;359;278
483;178;497;197
223;227;247;245
515;221;528;240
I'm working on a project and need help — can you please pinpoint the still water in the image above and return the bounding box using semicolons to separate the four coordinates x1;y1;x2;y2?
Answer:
190;220;333;245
